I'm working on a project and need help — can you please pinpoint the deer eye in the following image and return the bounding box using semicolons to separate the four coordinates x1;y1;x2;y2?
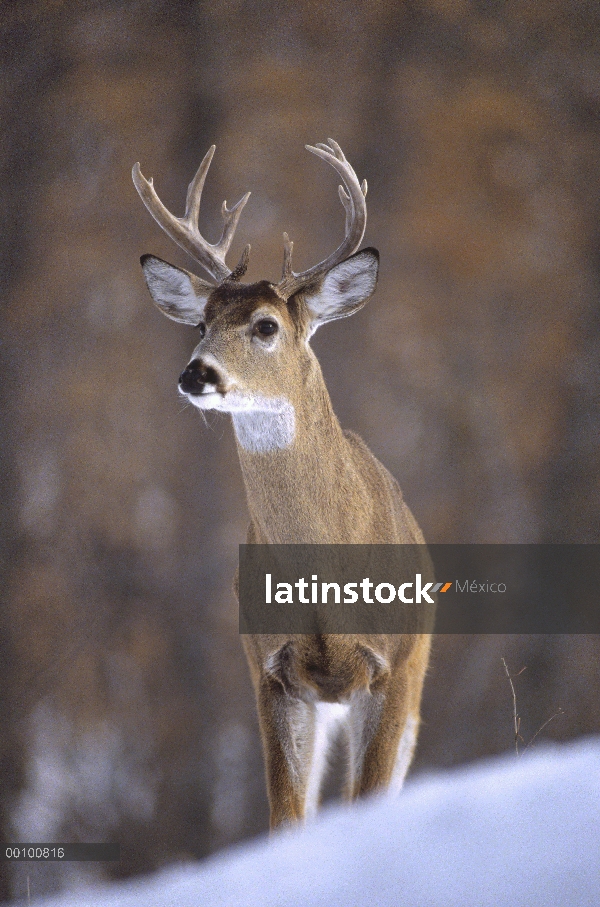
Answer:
197;321;206;338
255;319;278;337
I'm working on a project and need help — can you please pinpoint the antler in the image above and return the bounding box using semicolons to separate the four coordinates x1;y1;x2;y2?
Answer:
132;146;251;284
277;139;368;298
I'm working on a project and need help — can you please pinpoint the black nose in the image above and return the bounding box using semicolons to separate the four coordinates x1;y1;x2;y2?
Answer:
179;359;220;395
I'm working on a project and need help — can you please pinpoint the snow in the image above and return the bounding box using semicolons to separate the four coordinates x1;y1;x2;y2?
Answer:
12;737;600;907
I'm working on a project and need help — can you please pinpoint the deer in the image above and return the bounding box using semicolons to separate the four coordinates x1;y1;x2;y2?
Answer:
132;139;432;829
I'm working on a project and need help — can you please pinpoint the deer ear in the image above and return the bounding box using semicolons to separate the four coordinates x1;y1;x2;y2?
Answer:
140;254;213;325
303;247;379;335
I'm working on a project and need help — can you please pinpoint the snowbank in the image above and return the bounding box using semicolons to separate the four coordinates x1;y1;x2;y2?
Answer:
13;737;600;907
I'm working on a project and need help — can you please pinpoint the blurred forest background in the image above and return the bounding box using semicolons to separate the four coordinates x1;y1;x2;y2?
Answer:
1;0;599;900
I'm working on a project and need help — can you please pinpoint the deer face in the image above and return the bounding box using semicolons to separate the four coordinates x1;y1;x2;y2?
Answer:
177;281;305;414
140;250;379;419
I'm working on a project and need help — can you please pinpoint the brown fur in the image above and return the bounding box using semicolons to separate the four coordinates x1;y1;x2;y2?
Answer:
135;146;432;829
235;339;432;825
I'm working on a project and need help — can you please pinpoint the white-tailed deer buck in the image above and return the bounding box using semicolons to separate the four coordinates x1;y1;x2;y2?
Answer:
133;140;431;828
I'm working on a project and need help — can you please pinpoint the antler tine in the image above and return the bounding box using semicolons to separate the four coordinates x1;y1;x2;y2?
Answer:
338;184;352;234
132;146;251;284
338;179;368;232
277;140;367;298
219;192;252;256
281;232;294;280
184;145;215;226
326;138;346;161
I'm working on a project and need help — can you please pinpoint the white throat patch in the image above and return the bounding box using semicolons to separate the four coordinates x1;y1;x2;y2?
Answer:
232;399;295;453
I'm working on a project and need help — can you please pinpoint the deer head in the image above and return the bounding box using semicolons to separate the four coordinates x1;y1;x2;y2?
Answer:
133;140;379;438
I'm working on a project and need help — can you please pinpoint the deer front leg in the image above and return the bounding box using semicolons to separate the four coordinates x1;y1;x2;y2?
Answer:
347;670;418;799
256;676;316;829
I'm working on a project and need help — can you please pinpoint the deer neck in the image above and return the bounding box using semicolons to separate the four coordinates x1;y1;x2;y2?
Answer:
231;363;359;544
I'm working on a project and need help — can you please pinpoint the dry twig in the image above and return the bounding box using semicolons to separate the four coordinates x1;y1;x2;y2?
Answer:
524;709;565;753
501;657;525;755
501;657;564;756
